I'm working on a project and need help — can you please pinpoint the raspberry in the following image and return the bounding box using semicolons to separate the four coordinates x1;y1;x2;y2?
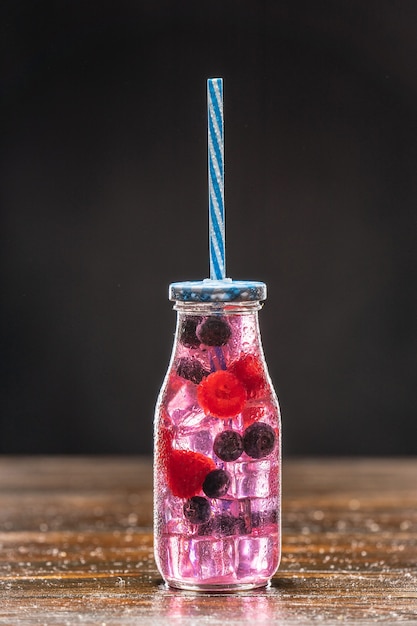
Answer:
166;371;185;396
213;430;243;462
157;409;173;475
242;405;265;428
229;353;266;399
197;371;247;419
159;424;173;460
202;469;231;498
183;496;211;524
197;317;231;346
243;422;276;459
166;449;216;498
176;357;209;385
179;316;202;348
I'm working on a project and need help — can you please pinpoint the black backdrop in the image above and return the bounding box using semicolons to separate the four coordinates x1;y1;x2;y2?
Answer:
2;1;416;455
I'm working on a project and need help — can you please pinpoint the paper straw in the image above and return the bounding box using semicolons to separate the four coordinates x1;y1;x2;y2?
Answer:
208;78;225;280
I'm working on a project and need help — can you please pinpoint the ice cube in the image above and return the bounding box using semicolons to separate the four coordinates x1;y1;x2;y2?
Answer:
167;379;198;419
162;535;237;582
250;495;280;533
237;535;278;576
162;494;189;535
176;428;213;455
231;459;273;499
189;536;237;580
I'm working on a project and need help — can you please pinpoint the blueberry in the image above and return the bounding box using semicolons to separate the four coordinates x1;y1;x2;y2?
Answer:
251;509;278;528
202;469;230;498
179;316;202;348
198;512;248;537
213;430;244;462
183;496;211;524
270;509;278;525
176;358;209;385
197;518;214;536
213;513;250;536
235;512;250;535
197;317;231;346
251;511;263;528
215;513;236;536
243;422;276;459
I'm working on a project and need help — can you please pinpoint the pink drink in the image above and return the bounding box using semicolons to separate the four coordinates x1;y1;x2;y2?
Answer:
154;282;281;591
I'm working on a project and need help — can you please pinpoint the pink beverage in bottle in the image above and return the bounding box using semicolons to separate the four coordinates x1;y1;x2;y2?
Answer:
154;279;281;591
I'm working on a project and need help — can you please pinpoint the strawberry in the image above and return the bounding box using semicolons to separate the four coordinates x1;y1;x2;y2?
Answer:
166;450;216;498
197;370;247;419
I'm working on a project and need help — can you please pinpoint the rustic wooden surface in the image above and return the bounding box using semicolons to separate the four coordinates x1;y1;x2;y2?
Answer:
0;457;416;625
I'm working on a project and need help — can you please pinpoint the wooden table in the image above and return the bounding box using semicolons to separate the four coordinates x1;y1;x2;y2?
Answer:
0;457;416;624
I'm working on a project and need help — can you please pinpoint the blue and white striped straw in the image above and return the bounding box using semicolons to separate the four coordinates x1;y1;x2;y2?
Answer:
207;78;225;280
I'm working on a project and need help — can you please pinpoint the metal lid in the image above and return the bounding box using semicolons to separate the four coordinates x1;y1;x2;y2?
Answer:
169;278;267;302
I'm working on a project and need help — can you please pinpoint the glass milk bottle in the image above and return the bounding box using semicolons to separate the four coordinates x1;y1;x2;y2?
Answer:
154;279;281;591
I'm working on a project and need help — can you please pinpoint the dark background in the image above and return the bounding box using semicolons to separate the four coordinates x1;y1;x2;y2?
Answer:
1;1;416;456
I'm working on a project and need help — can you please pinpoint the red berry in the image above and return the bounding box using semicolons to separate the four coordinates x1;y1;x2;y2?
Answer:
166;371;185;396
197;370;247;419
229;353;266;399
157;408;173;475
166;449;216;498
159;425;173;459
242;405;265;428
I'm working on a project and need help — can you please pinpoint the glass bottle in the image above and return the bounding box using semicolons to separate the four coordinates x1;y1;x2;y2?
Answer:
154;279;281;591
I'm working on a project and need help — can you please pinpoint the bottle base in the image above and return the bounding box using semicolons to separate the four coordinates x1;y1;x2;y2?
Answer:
164;578;271;593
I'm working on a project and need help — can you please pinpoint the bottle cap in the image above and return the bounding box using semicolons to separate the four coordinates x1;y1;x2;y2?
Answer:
169;278;267;302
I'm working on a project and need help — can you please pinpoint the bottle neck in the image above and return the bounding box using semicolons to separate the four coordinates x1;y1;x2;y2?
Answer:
172;300;265;360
